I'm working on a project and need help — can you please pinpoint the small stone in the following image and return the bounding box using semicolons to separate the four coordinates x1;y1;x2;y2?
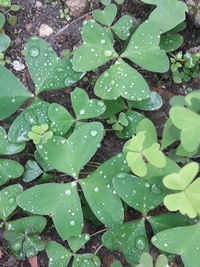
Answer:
65;0;88;17
39;24;53;37
25;23;33;31
12;60;25;71
35;1;42;8
185;0;200;28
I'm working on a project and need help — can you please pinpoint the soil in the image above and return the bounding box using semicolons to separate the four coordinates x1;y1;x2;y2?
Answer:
0;0;200;266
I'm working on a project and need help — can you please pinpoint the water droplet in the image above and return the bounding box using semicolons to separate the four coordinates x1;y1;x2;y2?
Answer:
8;198;14;204
135;235;146;250
70;220;75;226
100;39;106;44
79;109;85;115
29;47;40;57
104;50;112;57
94;187;99;192
90;130;97;137
64;77;75;86
65;189;71;196
97;101;104;107
12;242;21;250
151;184;161;194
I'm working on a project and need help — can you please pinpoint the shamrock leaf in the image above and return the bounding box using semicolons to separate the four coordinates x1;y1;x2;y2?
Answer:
141;0;188;33
71;87;106;120
112;15;133;40
37;122;104;178
16;183;83;240
23;160;43;182
0;126;25;155
111;261;123;267
121;20;169;73
160;33;183;52
161;119;180;150
46;241;72;267
0;12;5;28
92;4;117;26
72;20;118;72
101;98;126;118
152;222;200;267
68;233;90;252
136;253;169;267
73;254;101;267
102;219;149;265
163;162;200;218
26;36;84;94
28;124;53;144
0;66;33;120
4;216;47;259
113;173;167;215
0;159;24;186
169;106;200;152
94;58;150;101
0;34;11;52
80;154;129;227
0;184;23;221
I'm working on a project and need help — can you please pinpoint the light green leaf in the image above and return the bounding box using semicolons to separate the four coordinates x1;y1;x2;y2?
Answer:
0;159;24;186
72;20;118;72
0;66;33;120
143;143;166;168
136;118;157;148
71;87;106;120
0;33;11;52
100;0;111;5
112;15;133;40
113;173;166;215
111;261;123;267
152;222;200;267
141;0;188;33
23;160;43;182
37;122;104;177
16;183;83;240
68;233;90;252
92;4;117;26
160;33;183;52
161;119;180;150
0;12;5;28
102;219;149;265
136;253;169;267
94;58;150;100
121;20;169;73
80;154;129;227
26;36;84;94
0;0;11;7
73;254;101;267
46;241;72;267
0;184;23;220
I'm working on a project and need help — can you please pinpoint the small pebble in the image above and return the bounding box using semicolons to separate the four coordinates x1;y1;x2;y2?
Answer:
12;60;25;71
39;24;53;37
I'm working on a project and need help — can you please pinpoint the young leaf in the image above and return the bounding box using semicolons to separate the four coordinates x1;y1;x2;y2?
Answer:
26;36;84;94
0;12;5;28
68;233;90;252
112;15;133;40
121;20;169;73
152;222;200;267
0;34;11;52
16;183;83;240
23;160;43;182
71;87;106;120
46;241;72;267
94;58;150;101
92;4;117;27
111;261;123;267
100;0;111;5
72;20;118;72
102;219;149;265
80;154;129;227
161;119;180;150
0;184;23;221
37;122;104;177
0;66;33;120
160;33;183;52
101;98;126;118
0;126;25;155
113;173;166;215
136;253;169;267
0;159;24;186
141;0;188;33
163;162;200;218
73;254;101;267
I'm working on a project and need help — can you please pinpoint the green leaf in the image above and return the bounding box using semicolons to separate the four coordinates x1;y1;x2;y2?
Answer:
37;122;104;177
46;241;72;267
136;253;169;267
116;110;145;139
48;103;74;135
121;20;169;73
161;119;180;150
23;160;43;182
115;0;124;4
163;162;200;218
136;118;157;147
100;0;111;5
152;222;200;267
141;0;188;33
0;0;10;7
0;126;25;155
0;66;33;120
10;4;21;11
73;254;101;267
102;219;149;265
71;87;106;120
160;33;183;52
112;15;133;40
17;183;83;240
92;4;117;27
80;154;129;227
128;91;163;111
94;58;150;101
7;15;17;25
68;233;90;252
4;216;47;259
0;184;23;220
0;159;24;186
26;36;84;94
113;173;166;215
111;261;123;267
72;20;118;72
0;12;5;28
170;106;200;152
101;98;126;118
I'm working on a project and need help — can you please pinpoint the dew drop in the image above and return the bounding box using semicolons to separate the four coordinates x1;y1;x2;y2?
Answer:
29;47;40;57
104;50;112;57
70;220;75;226
65;189;71;196
79;109;85;115
135;235;146;250
90;130;97;137
8;198;14;204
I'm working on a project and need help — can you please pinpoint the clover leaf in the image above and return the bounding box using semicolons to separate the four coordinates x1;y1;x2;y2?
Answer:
136;253;169;267
4;216;47;259
0;159;24;186
92;4;117;27
22;160;43;182
163;162;200;218
73;254;101;267
152;222;200;267
28;124;53;145
112;15;133;40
